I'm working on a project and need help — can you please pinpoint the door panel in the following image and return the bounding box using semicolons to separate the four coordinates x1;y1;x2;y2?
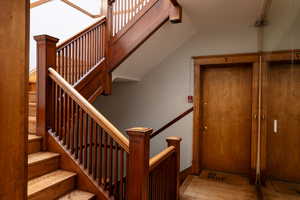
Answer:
201;64;253;174
267;63;300;182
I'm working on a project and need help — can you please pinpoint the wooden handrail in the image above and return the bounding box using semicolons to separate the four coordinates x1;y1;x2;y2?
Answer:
150;107;194;139
30;0;52;8
48;67;130;152
57;16;106;50
61;0;102;19
149;146;175;171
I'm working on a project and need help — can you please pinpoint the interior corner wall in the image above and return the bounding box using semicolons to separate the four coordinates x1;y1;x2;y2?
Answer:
94;27;258;170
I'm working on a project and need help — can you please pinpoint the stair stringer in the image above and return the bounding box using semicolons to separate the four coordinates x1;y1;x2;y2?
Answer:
47;133;111;200
108;0;172;72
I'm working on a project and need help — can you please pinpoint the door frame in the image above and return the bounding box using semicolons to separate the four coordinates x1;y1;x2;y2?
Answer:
192;53;260;182
260;50;300;183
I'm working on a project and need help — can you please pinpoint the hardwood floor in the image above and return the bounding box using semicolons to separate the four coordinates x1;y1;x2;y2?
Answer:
180;170;257;200
261;180;300;200
180;170;300;200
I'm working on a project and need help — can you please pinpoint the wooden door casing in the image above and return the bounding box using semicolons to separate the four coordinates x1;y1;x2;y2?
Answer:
201;64;253;174
265;62;300;183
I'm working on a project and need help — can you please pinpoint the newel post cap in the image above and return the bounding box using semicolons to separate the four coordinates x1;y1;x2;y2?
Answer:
166;136;182;142
34;34;59;43
126;127;153;136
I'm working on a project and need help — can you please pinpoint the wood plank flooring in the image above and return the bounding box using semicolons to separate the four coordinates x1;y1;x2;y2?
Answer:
180;170;300;200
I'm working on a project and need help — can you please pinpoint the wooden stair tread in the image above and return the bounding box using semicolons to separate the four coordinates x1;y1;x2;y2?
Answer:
28;170;76;196
58;190;95;200
28;134;42;141
28;152;60;165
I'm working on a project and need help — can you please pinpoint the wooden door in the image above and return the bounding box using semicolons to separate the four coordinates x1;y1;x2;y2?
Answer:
201;64;253;174
266;63;300;182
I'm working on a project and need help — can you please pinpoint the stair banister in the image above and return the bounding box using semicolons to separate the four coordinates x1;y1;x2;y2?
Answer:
34;35;59;150
48;67;129;151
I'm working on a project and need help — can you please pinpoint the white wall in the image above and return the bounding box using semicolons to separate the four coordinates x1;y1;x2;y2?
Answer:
263;0;300;51
94;25;258;170
30;0;100;70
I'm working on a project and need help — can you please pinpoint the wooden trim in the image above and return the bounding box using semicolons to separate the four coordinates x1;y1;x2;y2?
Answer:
150;107;193;138
192;63;201;174
149;146;176;171
57;16;106;50
30;0;52;8
48;68;130;152
263;49;300;62
260;61;269;184
193;53;259;65
60;0;102;18
250;61;260;184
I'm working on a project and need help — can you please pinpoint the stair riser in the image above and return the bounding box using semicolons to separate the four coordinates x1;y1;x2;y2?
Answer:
29;104;36;117
28;92;37;103
28;140;42;154
28;176;76;200
28;157;60;180
29;119;36;134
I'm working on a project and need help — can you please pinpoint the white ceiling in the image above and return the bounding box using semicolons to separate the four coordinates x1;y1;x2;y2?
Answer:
112;0;263;81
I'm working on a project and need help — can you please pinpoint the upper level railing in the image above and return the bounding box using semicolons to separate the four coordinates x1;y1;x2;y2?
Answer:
111;0;151;36
56;17;106;85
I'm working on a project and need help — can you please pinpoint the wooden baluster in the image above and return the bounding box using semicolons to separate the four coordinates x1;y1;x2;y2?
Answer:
34;35;59;150
104;131;108;188
126;127;152;200
98;127;103;186
74;103;81;159
93;122;98;179
166;137;181;200
70;99;74;154
65;95;70;147
114;143;119;197
62;91;67;145
79;37;82;79
109;136;114;195
79;108;83;163
89;118;93;174
71;42;74;84
55;83;59;136
120;149;124;199
84;114;88;169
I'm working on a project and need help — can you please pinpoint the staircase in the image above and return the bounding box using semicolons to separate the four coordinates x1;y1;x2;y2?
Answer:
28;88;96;199
30;0;183;199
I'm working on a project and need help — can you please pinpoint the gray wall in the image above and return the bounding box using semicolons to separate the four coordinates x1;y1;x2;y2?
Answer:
94;26;258;170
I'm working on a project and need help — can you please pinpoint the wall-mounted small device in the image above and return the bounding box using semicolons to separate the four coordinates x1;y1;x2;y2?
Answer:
188;95;193;103
274;119;278;133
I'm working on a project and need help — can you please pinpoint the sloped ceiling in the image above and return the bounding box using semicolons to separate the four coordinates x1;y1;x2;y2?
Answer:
112;0;262;81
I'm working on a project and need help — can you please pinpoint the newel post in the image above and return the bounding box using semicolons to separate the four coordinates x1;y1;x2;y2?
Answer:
166;136;182;200
102;0;114;95
126;127;152;200
34;35;59;150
